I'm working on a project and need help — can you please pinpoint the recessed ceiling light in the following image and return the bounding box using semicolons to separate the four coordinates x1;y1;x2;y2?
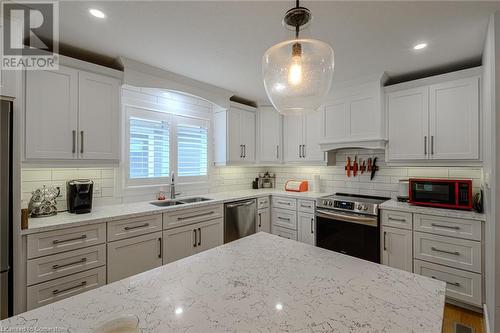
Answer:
413;43;427;50
89;8;106;19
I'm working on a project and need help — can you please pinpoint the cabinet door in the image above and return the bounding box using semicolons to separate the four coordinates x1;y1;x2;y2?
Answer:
429;77;479;160
349;95;379;139
324;100;349;141
298;212;315;245
227;108;243;162
25;66;78;159
78;71;120;160
257;207;271;233
258;106;281;163
162;224;197;264
107;232;162;283
381;226;412;272
240;109;256;162
303;111;326;163
387;87;429;160
283;115;303;162
195;219;223;253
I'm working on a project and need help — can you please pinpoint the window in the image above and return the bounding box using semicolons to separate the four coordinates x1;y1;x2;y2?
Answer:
177;120;208;177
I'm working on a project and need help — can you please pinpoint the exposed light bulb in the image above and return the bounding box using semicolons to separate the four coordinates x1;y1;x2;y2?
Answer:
288;56;303;86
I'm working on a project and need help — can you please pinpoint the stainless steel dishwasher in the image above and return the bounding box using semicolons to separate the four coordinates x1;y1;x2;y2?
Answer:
224;199;256;243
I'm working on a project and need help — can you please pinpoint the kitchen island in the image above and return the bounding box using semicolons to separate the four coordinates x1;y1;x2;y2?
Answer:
1;232;445;332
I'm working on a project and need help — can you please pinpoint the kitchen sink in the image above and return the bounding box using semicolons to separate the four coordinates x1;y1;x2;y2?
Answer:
178;197;213;203
150;200;185;207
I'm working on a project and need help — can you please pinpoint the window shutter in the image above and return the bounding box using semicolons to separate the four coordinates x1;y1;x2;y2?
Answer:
129;117;169;179
177;123;208;177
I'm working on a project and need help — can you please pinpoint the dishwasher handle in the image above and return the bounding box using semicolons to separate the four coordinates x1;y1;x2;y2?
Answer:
225;200;255;209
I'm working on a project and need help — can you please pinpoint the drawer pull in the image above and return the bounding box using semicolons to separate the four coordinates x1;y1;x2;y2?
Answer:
277;216;291;221
124;223;150;231
310;218;314;234
158;238;162;258
277;201;291;205
388;217;407;222
198;228;201;246
52;281;87;295
431;223;460;230
52;257;87;270
178;211;214;221
193;229;197;247
53;234;87;245
258;213;262;228
431;276;460;287
301;205;312;209
431;247;460;256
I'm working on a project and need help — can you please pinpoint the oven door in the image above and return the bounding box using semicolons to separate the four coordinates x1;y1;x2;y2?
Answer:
316;209;380;263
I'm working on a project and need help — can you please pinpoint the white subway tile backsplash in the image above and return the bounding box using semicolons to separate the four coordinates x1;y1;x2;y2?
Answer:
407;167;449;178
22;169;52;182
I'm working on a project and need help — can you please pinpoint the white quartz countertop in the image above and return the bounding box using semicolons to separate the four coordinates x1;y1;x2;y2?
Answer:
1;233;445;332
380;199;486;221
23;189;331;235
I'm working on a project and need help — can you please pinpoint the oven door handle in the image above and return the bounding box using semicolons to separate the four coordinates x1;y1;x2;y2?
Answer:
316;209;378;227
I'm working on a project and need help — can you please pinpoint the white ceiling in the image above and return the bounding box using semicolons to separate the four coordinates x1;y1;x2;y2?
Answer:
56;1;500;103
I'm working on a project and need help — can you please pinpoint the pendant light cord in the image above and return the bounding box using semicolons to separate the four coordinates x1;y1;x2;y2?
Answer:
295;0;300;38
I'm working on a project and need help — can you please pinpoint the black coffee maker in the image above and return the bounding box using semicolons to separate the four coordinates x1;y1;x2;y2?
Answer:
67;179;94;214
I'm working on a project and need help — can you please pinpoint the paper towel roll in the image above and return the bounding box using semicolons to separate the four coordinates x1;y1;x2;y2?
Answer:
313;174;320;192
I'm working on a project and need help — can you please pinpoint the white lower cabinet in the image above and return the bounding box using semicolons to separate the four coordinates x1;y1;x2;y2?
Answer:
107;232;163;283
271;226;298;240
27;267;106;310
381;226;412;272
257;207;271;233
298;212;315;245
163;218;223;264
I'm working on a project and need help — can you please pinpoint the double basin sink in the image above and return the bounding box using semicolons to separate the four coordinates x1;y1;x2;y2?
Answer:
150;197;213;207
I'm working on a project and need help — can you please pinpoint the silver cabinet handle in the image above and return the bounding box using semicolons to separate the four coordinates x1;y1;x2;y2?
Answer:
301;205;312;209
302;144;306;158
388;217;406;222
124;223;149;231
53;234;87;245
52;257;87;270
276;145;279;159
80;131;84;154
158;237;162;258
240;145;243;158
431;247;460;256
431;223;460;230
258;213;262;228
383;231;387;251
298;145;302;158
243;145;246;158
277;216;290;221
178;211;214;221
198;227;201;246
431;136;434;155
310;218;314;234
53;281;87;295
72;130;76;154
193;229;197;248
431;276;460;287
424;136;427;155
277;201;291;205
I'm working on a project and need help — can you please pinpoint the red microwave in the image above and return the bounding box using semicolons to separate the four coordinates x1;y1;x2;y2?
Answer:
409;179;472;210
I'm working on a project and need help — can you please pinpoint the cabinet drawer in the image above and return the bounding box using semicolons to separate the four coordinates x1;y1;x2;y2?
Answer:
257;196;270;210
107;232;163;283
272;197;297;211
163;204;223;229
381;210;412;230
27;266;106;310
271;225;297;241
414;259;482;307
298;199;315;213
272;208;297;230
27;244;106;286
414;214;481;241
27;223;106;259
414;232;481;273
107;214;162;241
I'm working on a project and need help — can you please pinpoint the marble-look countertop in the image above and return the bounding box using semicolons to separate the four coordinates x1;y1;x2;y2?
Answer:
1;233;445;332
380;199;486;221
23;189;331;235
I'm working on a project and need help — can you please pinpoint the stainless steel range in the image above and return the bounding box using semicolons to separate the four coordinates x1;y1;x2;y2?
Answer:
315;193;389;263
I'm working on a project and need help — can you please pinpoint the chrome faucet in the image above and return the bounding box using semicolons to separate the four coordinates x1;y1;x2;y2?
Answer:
170;172;181;199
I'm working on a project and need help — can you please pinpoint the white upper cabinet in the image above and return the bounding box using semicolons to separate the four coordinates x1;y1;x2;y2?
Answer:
25;62;121;161
214;102;256;165
283;111;326;164
26;66;79;160
386;87;429;160
385;68;480;162
320;76;387;151
429;77;479;160
78;71;120;160
258;106;282;164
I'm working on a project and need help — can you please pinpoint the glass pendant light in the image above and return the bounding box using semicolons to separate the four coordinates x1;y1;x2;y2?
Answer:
262;0;334;116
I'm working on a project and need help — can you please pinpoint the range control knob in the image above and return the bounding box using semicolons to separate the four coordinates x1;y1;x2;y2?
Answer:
323;200;328;205
357;204;363;210
328;201;333;206
364;206;368;211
